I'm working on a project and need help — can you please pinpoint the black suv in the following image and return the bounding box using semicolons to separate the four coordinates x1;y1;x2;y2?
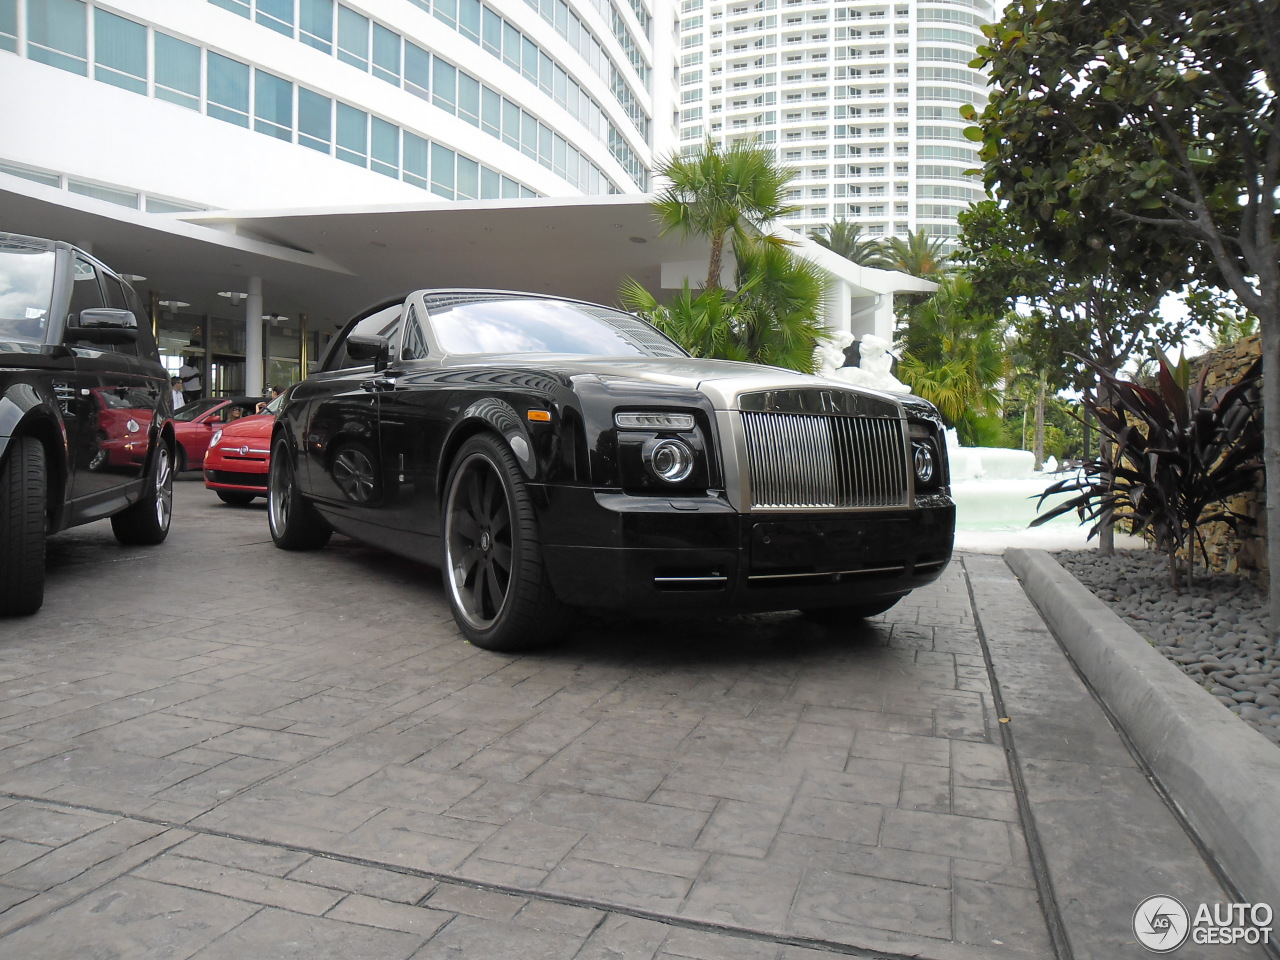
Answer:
0;232;176;615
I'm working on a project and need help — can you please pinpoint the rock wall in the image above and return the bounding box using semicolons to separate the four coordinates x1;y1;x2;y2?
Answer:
1190;334;1266;581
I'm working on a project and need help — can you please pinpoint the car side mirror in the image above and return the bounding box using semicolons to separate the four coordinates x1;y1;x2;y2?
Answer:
346;334;391;371
65;308;139;345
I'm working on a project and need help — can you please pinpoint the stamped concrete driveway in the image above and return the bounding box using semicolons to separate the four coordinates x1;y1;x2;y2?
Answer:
0;478;1054;960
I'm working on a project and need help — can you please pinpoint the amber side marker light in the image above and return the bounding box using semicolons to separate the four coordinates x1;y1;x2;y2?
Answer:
527;410;552;422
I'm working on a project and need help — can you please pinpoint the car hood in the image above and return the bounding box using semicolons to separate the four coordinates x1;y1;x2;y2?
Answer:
213;413;274;439
439;355;903;409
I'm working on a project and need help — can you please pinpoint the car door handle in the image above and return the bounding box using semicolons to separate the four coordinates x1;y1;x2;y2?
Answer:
360;376;398;392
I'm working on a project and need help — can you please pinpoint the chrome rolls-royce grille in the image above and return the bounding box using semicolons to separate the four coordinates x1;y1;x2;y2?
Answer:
740;412;909;509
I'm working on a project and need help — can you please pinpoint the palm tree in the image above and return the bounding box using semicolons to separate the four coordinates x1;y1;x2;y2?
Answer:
653;140;798;290
872;229;952;278
619;244;827;373
896;273;1008;443
810;220;881;266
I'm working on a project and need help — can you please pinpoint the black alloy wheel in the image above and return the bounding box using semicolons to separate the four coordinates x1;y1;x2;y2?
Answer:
442;434;570;651
0;436;47;616
268;437;331;550
111;440;174;545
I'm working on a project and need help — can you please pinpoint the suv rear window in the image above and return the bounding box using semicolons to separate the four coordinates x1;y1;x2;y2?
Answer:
0;244;55;345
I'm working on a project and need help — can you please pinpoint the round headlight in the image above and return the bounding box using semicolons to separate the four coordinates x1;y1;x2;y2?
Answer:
210;429;224;448
913;441;935;484
646;438;695;483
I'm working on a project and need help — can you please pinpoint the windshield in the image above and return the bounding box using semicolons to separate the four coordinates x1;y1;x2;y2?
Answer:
0;245;55;345
173;397;224;421
427;297;688;359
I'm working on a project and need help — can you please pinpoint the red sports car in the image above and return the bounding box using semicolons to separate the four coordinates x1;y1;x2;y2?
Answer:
173;395;265;471
202;394;282;504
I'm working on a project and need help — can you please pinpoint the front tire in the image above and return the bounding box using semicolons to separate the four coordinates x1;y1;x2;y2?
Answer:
111;440;173;546
216;490;256;506
268;437;331;550
443;434;570;651
0;436;47;616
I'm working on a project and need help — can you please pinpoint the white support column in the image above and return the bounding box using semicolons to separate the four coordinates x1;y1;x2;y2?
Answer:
823;278;852;336
245;276;264;396
871;293;896;344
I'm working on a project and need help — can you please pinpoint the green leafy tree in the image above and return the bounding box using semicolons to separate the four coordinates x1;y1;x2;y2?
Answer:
653;140;798;291
810;220;882;266
966;0;1280;631
895;273;1008;444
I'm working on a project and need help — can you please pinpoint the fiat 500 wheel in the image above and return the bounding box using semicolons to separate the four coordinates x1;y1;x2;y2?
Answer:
111;440;173;545
268;438;331;550
442;434;570;651
0;436;47;616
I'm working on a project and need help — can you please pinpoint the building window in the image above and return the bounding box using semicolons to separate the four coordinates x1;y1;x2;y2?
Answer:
300;0;333;53
335;102;367;166
404;41;429;98
207;52;250;127
154;32;200;109
93;9;146;94
27;0;87;76
371;117;399;177
457;155;479;198
254;69;293;141
210;0;249;16
336;5;369;71
431;142;455;198
0;0;15;52
432;58;456;112
297;88;331;152
403;131;428;189
372;23;400;84
256;0;294;37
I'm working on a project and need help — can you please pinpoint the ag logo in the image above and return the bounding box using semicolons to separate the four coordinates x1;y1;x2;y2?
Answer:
1133;895;1190;953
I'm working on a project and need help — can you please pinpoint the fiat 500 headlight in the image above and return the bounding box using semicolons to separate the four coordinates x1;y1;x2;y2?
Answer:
210;429;224;448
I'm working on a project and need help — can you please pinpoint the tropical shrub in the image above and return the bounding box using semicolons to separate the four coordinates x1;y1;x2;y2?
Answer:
1031;354;1264;590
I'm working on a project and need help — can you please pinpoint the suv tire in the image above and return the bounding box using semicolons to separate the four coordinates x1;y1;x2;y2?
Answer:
0;436;47;615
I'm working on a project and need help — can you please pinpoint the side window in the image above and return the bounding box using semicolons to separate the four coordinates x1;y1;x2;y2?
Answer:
329;302;402;370
400;304;429;360
102;273;128;309
67;256;106;321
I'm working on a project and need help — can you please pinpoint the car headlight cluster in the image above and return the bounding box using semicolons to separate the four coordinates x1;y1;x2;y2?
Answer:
908;422;946;492
210;429;224;448
614;411;706;490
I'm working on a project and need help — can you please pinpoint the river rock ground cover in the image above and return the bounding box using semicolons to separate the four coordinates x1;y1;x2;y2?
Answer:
1053;549;1277;744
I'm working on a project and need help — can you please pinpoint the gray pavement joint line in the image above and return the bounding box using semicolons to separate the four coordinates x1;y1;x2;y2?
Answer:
0;821;194;940
0;790;920;960
1008;564;1280;960
960;556;1073;960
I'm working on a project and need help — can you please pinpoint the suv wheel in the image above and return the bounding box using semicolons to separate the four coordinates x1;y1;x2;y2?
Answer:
0;436;47;616
110;440;174;545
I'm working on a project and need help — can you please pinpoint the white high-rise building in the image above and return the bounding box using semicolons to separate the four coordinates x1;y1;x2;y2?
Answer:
0;0;658;211
672;0;994;243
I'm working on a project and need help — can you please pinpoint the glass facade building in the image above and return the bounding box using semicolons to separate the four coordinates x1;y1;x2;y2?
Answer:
1;0;657;392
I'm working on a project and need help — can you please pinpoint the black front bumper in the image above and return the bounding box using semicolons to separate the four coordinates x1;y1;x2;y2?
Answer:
536;486;954;614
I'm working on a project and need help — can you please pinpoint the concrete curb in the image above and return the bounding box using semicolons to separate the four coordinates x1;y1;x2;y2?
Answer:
1006;547;1280;911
